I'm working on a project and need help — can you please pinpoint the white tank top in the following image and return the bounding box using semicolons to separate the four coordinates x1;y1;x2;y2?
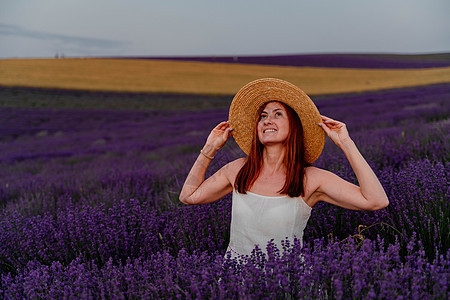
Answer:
226;189;312;258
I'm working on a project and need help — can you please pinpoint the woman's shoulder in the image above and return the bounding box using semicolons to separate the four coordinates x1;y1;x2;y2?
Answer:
224;157;246;171
304;166;330;190
305;165;329;176
220;157;246;179
304;165;340;194
303;166;327;202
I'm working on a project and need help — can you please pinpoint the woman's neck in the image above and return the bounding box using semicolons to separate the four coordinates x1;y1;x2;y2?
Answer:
262;145;286;174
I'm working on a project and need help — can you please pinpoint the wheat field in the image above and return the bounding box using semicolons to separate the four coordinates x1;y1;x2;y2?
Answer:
1;58;449;95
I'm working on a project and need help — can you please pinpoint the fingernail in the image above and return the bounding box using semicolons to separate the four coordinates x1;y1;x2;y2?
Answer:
230;128;234;131
318;123;322;127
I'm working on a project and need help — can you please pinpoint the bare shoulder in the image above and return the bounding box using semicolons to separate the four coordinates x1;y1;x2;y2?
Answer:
304;166;321;191
305;165;328;177
304;166;337;186
305;165;323;180
223;157;246;173
303;166;332;202
221;157;246;183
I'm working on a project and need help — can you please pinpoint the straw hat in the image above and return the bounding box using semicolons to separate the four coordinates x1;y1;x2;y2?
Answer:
228;78;325;164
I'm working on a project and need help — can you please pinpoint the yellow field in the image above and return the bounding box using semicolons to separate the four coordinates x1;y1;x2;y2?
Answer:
1;58;449;95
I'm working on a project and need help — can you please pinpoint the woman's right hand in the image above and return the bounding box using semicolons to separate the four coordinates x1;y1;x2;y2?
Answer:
203;121;233;154
180;121;234;205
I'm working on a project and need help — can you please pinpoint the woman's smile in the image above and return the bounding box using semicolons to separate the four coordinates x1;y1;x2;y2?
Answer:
263;128;277;133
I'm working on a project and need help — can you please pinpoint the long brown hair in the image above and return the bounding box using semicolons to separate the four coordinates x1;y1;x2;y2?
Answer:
234;101;307;197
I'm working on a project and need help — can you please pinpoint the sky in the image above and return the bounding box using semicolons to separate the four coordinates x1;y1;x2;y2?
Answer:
0;0;449;59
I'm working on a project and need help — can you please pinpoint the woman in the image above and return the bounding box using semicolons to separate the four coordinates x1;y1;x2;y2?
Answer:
179;78;389;258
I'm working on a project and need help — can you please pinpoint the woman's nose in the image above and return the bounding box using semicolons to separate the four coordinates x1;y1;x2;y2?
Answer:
263;118;272;125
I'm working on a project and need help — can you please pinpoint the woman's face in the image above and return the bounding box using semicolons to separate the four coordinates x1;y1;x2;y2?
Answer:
257;102;290;146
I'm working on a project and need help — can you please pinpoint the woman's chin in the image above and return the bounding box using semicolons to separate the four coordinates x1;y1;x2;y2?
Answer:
260;139;286;147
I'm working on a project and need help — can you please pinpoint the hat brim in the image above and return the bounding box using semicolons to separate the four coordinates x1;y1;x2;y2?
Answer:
228;78;325;164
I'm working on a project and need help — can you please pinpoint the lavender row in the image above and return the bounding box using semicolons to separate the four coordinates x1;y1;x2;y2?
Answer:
121;53;450;69
2;236;448;299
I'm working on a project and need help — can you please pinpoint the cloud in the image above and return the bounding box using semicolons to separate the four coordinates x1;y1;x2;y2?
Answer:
0;23;131;50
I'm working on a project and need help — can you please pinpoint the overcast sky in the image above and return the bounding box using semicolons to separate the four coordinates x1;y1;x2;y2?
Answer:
0;0;449;59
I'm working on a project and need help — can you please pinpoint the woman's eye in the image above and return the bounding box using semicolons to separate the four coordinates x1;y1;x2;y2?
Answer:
260;115;267;119
276;112;282;117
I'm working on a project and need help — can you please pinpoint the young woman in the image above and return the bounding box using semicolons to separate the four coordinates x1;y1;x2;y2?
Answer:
179;78;389;258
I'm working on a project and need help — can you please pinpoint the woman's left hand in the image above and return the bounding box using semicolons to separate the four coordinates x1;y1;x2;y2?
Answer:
319;115;351;148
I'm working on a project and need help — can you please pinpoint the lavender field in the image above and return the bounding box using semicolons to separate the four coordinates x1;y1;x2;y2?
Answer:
0;83;449;299
132;53;450;69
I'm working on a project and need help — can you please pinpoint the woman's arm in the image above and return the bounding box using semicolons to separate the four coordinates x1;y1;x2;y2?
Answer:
179;121;234;205
312;116;389;211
